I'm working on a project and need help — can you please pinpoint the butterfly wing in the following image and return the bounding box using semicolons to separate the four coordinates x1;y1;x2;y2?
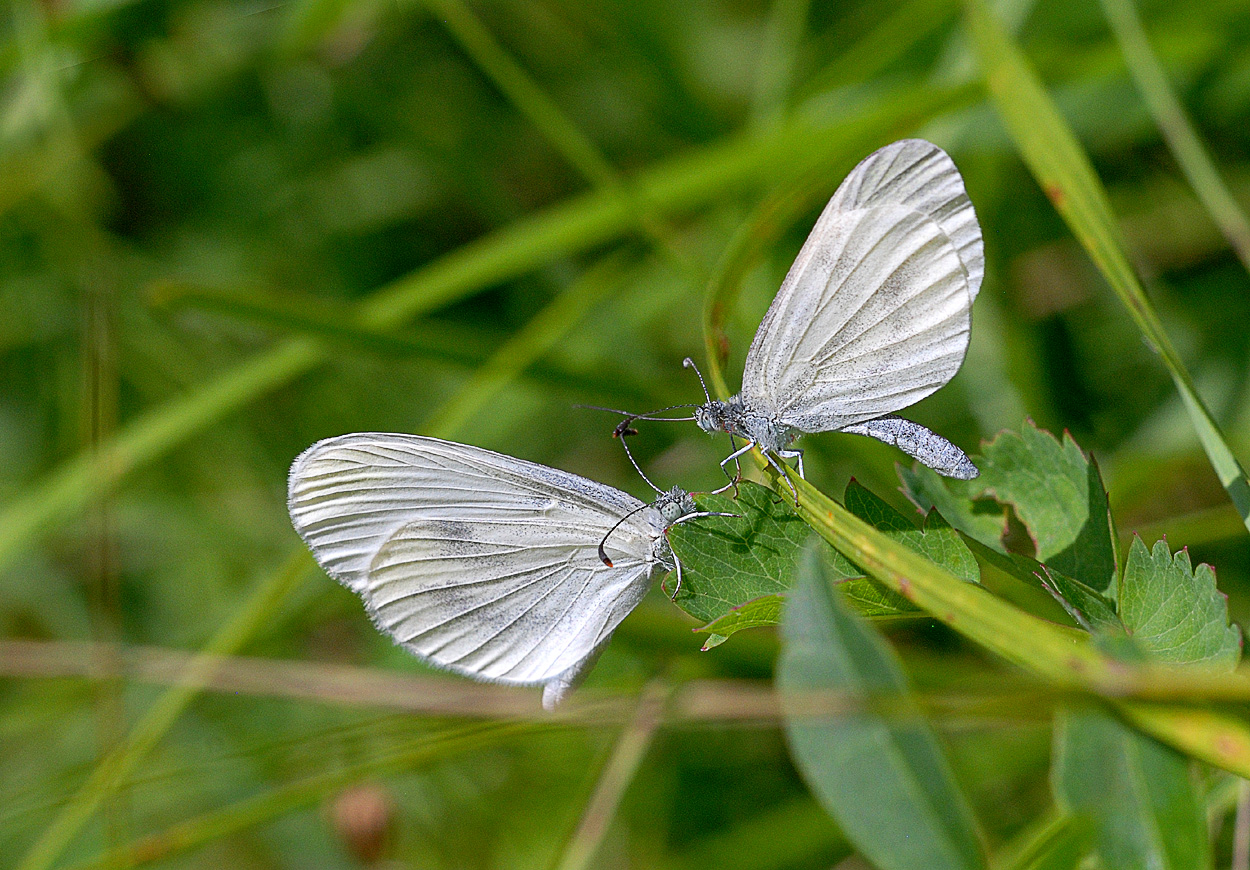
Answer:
740;139;983;433
287;433;664;697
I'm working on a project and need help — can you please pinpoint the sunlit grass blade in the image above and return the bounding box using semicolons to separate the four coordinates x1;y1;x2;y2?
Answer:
0;84;971;577
963;0;1250;534
63;721;534;870
15;551;313;870
1099;0;1250;275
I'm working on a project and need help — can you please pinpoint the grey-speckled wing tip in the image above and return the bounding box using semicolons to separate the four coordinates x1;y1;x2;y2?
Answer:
841;415;979;480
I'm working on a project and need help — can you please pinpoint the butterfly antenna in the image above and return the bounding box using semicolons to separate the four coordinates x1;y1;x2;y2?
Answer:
618;433;664;495
682;357;712;404
597;502;653;567
574;403;698;423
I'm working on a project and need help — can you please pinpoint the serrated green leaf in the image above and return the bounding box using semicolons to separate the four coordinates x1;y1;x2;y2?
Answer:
977;422;1116;592
674;481;983;641
1120;537;1242;670
845;481;980;585
838;577;920;619
1037;565;1120;632
668;481;846;625
780;540;987;870
964;0;1250;535
898;463;1008;553
1053;710;1209;870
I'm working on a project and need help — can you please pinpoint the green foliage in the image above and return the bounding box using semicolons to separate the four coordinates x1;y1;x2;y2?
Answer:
779;541;986;870
1119;537;1242;669
977;424;1118;592
5;0;1250;867
669;481;827;626
671;479;981;644
1053;711;1209;870
844;481;980;586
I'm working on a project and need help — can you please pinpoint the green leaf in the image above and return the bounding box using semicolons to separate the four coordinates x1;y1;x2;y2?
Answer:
845;481;980;585
1120;538;1242;670
675;481;982;641
696;595;785;650
780;540;987;870
976;422;1117;592
669;482;841;625
898;463;1008;554
1037;565;1120;632
1053;710;1210;870
964;0;1250;535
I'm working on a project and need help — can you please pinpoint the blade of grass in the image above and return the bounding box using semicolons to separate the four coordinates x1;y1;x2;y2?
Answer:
753;457;1250;776
15;551;314;870
148;281;658;406
65;721;535;870
418;0;620;194
988;811;1087;870
963;0;1250;533
797;0;957;99
749;0;811;130
422;253;628;438
0;83;973;577
553;680;670;870
420;0;696;278
1099;0;1250;275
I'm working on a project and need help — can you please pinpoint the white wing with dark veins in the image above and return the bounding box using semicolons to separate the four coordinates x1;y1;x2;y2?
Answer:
288;433;665;701
740;139;982;433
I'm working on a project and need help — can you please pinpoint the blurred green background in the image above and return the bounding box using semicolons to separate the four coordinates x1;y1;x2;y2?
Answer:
3;0;1250;866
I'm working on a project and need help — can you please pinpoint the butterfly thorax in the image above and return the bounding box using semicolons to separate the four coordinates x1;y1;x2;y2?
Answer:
695;396;797;454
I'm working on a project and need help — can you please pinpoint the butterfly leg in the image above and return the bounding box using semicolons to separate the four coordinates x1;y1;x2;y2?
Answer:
668;548;685;599
710;436;744;496
762;451;800;505
778;448;805;479
715;440;755;496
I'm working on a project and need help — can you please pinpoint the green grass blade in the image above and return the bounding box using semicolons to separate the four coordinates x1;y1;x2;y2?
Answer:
1100;0;1250;275
554;682;669;870
0;84;970;577
65;721;532;870
422;254;627;439
15;551;314;870
962;0;1250;534
420;0;619;192
755;459;1250;776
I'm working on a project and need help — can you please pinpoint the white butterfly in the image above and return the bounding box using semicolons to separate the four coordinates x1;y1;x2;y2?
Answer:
288;433;710;709
692;139;983;485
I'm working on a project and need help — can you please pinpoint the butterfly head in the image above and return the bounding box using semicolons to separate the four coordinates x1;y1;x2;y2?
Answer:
655;485;698;524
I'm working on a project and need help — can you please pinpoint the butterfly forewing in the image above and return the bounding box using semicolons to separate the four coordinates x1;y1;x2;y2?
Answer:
740;140;981;431
827;139;984;298
288;433;666;687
